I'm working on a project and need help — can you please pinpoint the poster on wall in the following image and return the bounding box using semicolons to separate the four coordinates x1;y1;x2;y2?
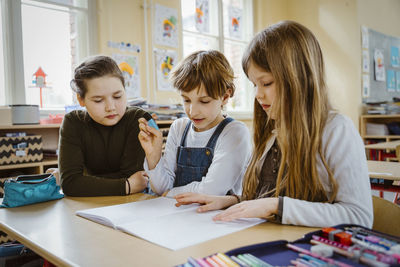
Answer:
112;54;141;98
397;71;400;92
391;46;400;68
363;74;370;98
228;6;242;39
154;4;179;48
361;26;369;49
195;0;210;33
387;70;396;92
374;49;385;82
154;48;177;91
362;50;369;73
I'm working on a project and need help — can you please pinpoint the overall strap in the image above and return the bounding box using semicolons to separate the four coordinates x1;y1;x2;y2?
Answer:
179;120;192;147
206;117;234;149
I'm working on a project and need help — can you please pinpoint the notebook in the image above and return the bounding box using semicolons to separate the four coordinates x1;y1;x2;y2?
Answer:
76;197;264;250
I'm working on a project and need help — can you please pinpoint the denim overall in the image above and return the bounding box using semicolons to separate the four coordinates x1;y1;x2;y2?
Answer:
174;117;234;187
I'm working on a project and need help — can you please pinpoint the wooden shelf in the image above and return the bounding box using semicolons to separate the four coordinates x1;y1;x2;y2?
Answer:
362;135;400;139
360;114;400;161
0;159;57;171
0;124;60;130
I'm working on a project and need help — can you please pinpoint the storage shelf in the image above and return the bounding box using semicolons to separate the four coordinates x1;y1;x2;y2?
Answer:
0;159;58;171
0;124;61;130
362;135;400;139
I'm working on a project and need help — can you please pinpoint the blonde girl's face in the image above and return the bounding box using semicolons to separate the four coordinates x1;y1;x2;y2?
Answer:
181;85;230;132
77;75;127;126
247;61;277;119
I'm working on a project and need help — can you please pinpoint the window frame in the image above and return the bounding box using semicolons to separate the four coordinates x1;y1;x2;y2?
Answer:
0;0;97;112
180;0;254;116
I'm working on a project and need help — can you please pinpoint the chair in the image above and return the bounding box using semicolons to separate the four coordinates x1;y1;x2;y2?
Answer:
372;195;400;237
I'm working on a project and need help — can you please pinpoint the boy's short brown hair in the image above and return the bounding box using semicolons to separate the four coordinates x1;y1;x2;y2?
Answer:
170;50;235;99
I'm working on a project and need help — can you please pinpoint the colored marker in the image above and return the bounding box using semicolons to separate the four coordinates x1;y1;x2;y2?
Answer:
205;256;220;267
211;254;228;266
287;243;352;267
216;253;240;267
237;254;256;266
230;255;250;267
244;254;273;267
143;113;159;130
187;256;202;267
196;257;212;267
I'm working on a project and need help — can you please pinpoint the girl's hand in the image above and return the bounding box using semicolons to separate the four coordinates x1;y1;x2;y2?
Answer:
127;171;149;194
174;193;238;212
213;198;279;222
138;118;163;169
46;168;60;185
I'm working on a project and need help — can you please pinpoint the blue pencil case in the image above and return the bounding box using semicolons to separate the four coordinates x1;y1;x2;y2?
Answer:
0;173;64;208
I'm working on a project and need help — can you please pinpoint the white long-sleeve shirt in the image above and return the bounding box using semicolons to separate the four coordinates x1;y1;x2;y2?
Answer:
259;113;373;228
145;117;252;197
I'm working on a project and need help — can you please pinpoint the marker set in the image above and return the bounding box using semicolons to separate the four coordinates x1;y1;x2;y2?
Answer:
178;224;400;267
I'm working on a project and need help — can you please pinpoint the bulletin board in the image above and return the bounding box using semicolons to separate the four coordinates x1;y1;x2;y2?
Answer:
361;26;400;103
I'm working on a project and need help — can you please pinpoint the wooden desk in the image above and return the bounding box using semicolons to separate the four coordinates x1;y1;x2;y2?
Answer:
0;194;317;267
367;160;400;181
365;140;400;150
368;160;400;195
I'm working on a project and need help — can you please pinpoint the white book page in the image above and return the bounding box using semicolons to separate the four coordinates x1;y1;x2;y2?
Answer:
117;209;265;250
76;197;198;228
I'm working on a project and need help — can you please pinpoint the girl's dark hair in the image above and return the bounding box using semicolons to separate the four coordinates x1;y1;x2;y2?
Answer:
70;55;124;98
170;50;235;99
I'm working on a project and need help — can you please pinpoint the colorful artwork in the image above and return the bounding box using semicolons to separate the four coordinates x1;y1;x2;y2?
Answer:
154;4;178;48
107;41;141;53
387;70;395;92
32;67;48;108
163;17;177;38
161;56;174;77
112;54;141;98
374;49;385;82
361;26;369;49
363;74;370;98
195;0;209;33
154;48;177;91
397;71;400;92
228;6;242;39
362;50;369;73
391;46;400;68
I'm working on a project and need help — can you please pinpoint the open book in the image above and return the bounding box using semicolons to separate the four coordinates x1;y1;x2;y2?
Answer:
76;197;264;250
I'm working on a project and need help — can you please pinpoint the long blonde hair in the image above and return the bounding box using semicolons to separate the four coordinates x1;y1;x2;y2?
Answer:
242;21;337;202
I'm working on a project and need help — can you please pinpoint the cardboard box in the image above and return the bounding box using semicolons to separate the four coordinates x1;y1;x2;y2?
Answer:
0;135;43;165
0;106;12;126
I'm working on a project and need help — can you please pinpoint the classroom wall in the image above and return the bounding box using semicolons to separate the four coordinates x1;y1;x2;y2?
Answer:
253;0;400;127
97;0;400;128
97;0;182;105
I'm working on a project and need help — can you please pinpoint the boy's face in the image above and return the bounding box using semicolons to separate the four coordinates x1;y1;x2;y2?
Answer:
181;85;230;132
78;75;127;126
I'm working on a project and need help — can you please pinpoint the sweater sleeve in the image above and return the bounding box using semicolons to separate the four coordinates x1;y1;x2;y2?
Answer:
59;112;126;196
167;121;252;197
282;114;373;228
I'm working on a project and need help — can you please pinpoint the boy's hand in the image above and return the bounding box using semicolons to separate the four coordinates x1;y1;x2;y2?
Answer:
138;118;163;169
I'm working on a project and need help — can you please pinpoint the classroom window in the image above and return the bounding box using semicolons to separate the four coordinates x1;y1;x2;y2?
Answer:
181;0;254;112
0;1;5;105
21;0;91;108
1;0;95;109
